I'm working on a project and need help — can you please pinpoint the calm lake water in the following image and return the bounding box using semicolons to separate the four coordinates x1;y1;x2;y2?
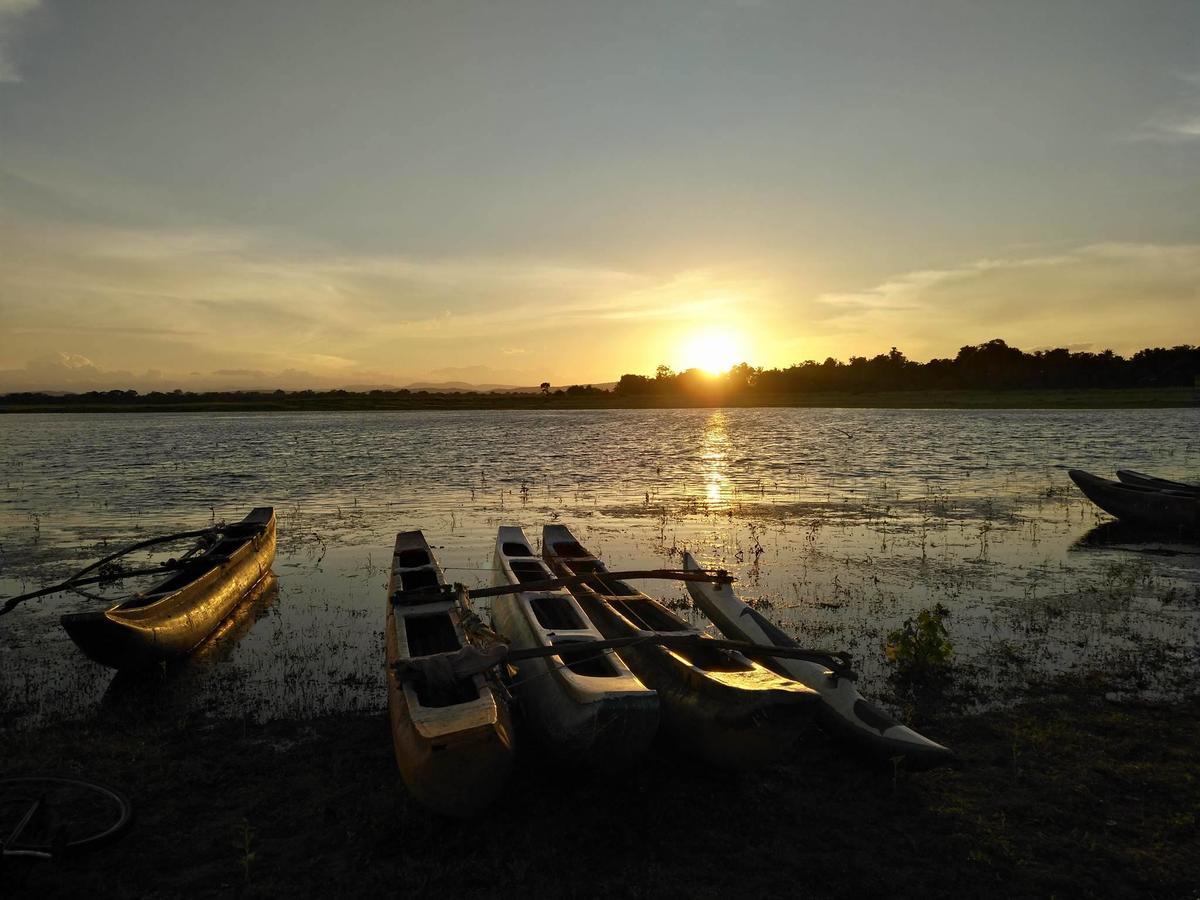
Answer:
2;408;1198;729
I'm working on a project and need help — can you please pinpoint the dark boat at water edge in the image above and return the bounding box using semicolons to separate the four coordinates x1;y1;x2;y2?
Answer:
1115;469;1199;496
1068;470;1199;533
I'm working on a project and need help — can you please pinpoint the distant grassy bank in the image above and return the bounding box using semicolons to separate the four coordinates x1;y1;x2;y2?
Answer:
0;385;1195;413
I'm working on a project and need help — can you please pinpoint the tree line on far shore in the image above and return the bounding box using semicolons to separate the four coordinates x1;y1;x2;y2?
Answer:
1;339;1196;407
616;339;1200;396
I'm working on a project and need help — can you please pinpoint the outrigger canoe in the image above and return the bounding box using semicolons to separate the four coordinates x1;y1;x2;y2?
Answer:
1115;470;1199;497
61;507;276;669
385;531;514;816
1069;469;1199;532
682;551;954;770
491;526;658;768
542;525;818;768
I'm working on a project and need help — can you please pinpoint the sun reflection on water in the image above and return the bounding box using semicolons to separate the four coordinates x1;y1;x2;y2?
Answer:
701;410;730;506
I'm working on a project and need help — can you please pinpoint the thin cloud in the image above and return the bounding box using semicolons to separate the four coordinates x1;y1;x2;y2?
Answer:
0;0;40;83
807;243;1200;359
1132;114;1200;142
0;217;755;384
1128;72;1200;142
0;356;412;392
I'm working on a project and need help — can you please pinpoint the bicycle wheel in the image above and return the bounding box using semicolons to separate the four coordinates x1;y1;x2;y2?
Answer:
0;776;133;859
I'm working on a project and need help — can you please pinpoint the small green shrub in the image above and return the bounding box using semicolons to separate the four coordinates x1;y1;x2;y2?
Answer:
885;603;954;682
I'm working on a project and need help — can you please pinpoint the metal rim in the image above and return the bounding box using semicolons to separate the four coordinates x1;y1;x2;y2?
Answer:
0;776;133;858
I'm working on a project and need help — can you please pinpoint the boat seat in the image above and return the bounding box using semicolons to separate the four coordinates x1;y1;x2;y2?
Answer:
398;568;440;592
551;542;590;559
392;582;454;606
510;560;551;583
396;549;431;568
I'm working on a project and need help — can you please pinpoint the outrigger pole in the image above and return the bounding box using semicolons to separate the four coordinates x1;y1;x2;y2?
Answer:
465;568;733;600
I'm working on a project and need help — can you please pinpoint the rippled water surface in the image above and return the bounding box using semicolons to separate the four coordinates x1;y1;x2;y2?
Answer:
2;408;1198;728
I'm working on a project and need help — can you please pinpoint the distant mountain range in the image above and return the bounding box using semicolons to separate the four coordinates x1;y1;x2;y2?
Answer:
336;381;532;393
0;379;620;396
0;354;618;394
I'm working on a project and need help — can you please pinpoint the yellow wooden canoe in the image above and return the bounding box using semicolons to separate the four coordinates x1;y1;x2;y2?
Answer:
60;508;276;670
385;530;514;816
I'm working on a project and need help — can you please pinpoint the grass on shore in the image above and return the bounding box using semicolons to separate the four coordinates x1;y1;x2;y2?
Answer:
2;686;1197;899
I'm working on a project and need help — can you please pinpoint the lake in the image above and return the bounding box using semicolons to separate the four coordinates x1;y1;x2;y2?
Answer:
2;408;1198;729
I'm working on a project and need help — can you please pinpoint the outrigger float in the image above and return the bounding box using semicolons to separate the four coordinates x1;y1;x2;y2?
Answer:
682;551;954;770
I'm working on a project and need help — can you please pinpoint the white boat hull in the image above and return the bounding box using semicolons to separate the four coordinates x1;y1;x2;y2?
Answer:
491;526;658;769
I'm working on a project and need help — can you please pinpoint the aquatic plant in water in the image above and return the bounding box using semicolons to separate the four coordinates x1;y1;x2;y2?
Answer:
885;603;955;683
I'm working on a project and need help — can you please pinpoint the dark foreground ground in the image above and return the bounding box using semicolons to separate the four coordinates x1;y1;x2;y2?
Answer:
2;687;1198;899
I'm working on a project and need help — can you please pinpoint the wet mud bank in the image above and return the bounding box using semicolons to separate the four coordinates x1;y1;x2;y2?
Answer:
3;687;1197;899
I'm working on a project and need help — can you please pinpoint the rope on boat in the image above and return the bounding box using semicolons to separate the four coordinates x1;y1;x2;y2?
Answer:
0;522;258;617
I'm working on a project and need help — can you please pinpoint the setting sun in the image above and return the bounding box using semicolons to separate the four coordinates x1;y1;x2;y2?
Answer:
677;330;747;375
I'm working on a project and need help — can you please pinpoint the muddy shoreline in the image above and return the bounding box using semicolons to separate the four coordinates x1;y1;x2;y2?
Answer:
3;684;1197;899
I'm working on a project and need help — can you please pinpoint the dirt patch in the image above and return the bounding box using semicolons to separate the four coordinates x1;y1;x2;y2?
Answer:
3;687;1197;899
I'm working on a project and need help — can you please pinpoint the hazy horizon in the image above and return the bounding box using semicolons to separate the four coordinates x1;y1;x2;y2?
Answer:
3;335;1194;394
2;1;1198;391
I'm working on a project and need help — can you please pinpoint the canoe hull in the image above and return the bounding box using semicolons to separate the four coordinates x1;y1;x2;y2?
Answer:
492;608;660;768
60;508;276;670
385;531;514;816
1069;469;1199;531
542;525;816;769
573;591;813;768
491;525;658;769
385;611;514;817
682;552;954;771
1115;469;1199;496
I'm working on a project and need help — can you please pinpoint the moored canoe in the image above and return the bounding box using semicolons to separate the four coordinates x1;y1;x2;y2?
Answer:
60;507;276;669
542;524;818;769
1069;469;1199;532
491;526;658;768
385;531;514;816
681;551;954;770
1115;470;1199;497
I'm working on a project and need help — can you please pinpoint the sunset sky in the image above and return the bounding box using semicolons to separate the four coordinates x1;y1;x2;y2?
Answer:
1;1;1198;390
